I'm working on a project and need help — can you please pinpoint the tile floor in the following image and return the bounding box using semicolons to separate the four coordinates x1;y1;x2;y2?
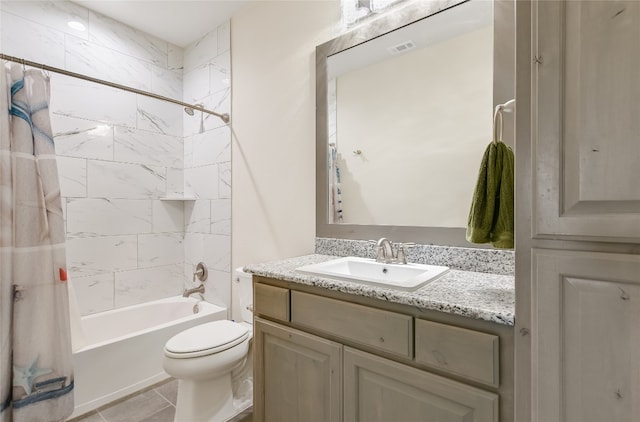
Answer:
69;379;252;422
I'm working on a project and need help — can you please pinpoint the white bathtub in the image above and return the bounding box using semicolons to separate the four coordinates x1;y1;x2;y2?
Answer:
70;296;227;419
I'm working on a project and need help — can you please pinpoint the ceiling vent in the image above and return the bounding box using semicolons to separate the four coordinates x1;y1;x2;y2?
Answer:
388;41;416;55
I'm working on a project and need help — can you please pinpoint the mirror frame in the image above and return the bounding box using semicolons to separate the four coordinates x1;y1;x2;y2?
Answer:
316;0;493;246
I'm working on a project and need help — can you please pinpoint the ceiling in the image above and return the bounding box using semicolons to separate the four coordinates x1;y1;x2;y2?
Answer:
73;0;251;47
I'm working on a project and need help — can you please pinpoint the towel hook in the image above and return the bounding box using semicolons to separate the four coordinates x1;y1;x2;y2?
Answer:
492;99;515;145
493;106;504;145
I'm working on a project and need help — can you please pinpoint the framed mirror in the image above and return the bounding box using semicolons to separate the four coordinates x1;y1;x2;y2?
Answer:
316;0;512;246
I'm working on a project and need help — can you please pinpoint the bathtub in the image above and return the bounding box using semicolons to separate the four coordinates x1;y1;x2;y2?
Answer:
70;296;227;419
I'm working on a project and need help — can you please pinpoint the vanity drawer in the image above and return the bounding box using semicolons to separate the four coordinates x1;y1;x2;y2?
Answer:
291;291;413;358
415;319;499;386
254;283;290;322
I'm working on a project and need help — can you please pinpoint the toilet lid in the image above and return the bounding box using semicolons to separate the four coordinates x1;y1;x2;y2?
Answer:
165;320;249;359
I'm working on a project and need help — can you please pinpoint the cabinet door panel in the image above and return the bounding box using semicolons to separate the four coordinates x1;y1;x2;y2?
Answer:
254;318;342;422
534;0;640;240
344;347;498;422
533;249;640;422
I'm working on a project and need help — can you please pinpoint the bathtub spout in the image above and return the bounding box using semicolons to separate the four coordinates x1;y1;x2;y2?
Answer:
183;284;205;298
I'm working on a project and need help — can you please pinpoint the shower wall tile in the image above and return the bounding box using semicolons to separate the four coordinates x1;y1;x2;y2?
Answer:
52;114;114;160
2;6;234;314
183;29;218;73
211;199;231;236
71;273;115;316
66;198;152;236
50;74;137;128
65;36;153;92
165;168;184;198
168;44;184;71
209;51;231;95
88;160;166;199
219;162;231;199
0;11;66;68
186;125;231;167
136;95;183;137
204;89;231;132
151;66;183;100
152;200;184;233
184;165;219;199
217;22;231;55
203;234;231;272
183;63;210;104
201;269;231;310
88;10;168;68
183;232;231;274
56;156;87;198
138;233;184;267
114;264;183;308
0;1;89;40
114;127;182;167
184;200;211;233
66;235;138;277
183;233;204;264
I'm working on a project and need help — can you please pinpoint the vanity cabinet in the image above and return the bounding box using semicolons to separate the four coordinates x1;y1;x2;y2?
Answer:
253;278;512;422
254;318;341;422
344;347;498;422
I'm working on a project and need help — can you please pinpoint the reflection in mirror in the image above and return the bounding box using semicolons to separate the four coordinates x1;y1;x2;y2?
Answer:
327;0;493;228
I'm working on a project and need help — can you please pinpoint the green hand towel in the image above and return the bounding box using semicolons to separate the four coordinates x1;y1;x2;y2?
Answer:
466;141;514;249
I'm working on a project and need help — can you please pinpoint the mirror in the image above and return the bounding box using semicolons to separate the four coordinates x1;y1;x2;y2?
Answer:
317;0;512;246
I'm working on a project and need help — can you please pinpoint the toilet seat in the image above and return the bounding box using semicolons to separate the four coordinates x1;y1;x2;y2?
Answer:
165;320;249;359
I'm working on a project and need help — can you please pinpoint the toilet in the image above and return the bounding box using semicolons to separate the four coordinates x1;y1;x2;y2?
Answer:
163;268;253;422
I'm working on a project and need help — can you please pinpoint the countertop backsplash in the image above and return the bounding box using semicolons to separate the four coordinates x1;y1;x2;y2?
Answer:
315;237;515;276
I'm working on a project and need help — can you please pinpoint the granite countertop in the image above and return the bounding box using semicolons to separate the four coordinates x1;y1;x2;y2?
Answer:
244;254;515;326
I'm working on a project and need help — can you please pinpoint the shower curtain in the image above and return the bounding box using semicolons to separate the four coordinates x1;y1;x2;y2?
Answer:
0;63;74;421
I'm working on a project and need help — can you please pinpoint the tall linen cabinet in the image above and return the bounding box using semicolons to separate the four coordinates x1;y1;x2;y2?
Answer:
515;1;640;421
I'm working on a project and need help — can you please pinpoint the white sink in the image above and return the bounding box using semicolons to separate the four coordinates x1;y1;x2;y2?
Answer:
296;257;449;291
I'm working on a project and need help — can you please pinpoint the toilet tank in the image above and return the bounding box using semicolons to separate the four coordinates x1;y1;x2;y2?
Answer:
234;267;253;324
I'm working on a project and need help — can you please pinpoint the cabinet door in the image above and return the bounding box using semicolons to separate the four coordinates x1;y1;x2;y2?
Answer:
533;249;640;422
344;347;498;422
533;0;640;240
254;318;342;422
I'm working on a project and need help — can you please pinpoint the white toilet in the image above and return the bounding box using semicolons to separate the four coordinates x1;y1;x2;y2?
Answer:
163;268;253;422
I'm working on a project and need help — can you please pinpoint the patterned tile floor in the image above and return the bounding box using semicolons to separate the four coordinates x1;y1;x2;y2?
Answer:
68;379;252;422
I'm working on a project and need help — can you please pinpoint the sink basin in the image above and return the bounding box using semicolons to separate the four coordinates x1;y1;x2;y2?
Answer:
296;257;449;291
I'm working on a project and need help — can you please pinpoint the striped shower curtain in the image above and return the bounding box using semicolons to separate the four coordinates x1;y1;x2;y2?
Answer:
0;63;74;421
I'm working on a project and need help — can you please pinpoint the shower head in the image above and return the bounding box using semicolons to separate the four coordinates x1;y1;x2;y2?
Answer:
184;107;195;116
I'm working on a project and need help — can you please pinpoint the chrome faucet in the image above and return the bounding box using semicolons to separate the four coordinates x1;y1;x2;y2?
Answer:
374;238;415;264
183;284;205;298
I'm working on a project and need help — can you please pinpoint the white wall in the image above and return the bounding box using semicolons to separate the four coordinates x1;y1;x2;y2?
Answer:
230;1;340;265
230;0;340;315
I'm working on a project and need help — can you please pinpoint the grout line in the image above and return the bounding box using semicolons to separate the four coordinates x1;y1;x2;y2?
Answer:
152;386;175;407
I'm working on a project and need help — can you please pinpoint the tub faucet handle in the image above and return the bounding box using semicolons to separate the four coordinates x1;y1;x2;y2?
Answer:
193;262;208;282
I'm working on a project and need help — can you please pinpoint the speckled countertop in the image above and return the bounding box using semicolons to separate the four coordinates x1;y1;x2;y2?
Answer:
244;254;515;326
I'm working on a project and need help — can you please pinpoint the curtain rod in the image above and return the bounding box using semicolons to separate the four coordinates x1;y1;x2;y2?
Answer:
1;53;230;124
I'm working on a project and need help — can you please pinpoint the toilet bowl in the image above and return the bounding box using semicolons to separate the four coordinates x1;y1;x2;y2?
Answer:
163;268;253;422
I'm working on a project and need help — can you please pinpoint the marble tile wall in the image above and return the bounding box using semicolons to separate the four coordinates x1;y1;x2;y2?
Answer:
182;24;232;312
1;1;232;316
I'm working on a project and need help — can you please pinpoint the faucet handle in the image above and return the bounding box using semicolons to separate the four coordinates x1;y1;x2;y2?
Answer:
396;243;416;264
